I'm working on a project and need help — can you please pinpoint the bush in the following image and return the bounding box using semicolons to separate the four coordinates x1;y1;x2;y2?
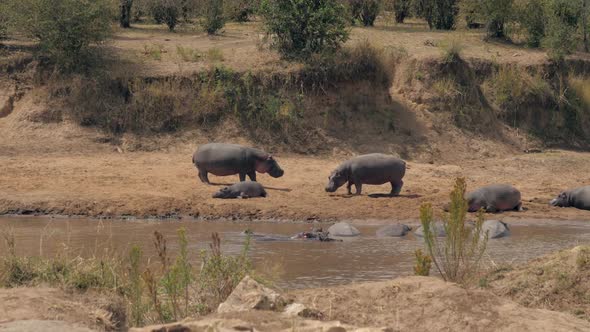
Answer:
517;0;546;47
349;0;381;26
414;0;458;30
148;0;181;30
393;0;411;23
201;0;225;34
543;0;582;60
420;178;488;284
414;249;432;276
224;0;259;22
260;0;349;59
480;0;513;38
6;0;113;72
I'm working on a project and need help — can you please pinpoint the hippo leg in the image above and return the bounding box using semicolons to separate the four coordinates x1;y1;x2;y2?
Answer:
198;169;210;184
354;183;363;195
239;173;246;182
391;180;404;196
346;181;353;195
247;171;257;182
515;202;523;212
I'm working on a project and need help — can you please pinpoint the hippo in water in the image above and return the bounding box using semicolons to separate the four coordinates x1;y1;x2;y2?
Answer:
376;224;412;237
325;154;406;195
212;181;267;199
193;143;284;184
327;222;361;237
550;186;590;211
466;184;522;213
481;220;510;239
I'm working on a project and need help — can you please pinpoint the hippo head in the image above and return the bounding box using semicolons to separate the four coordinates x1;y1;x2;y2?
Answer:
212;187;232;199
467;196;484;212
550;192;568;207
325;169;347;193
257;155;284;178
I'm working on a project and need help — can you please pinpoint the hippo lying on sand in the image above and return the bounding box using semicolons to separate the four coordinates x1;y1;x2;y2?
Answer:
193;143;284;184
467;184;522;213
212;181;267;199
325;154;406;195
550;186;590;211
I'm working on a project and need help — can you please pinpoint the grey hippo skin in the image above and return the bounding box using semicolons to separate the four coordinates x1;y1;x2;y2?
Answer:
467;184;523;213
482;220;510;239
325;154;406;195
193;143;284;184
327;222;360;237
550;186;590;211
414;223;446;237
376;224;412;237
212;181;267;199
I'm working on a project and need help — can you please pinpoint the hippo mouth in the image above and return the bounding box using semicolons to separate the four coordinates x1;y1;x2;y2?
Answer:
325;186;337;193
269;169;284;178
549;199;560;206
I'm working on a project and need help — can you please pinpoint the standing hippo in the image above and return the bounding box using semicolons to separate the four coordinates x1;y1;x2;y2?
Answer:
325;154;406;196
193;143;284;184
550;186;590;211
212;181;267;199
467;184;522;213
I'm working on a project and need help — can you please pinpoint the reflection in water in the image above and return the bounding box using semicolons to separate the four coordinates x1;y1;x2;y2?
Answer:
0;217;589;289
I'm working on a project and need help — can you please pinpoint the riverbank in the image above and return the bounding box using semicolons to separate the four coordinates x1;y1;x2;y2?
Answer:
1;147;590;222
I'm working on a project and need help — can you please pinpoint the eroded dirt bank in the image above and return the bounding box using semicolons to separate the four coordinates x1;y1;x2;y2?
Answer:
2;147;590;222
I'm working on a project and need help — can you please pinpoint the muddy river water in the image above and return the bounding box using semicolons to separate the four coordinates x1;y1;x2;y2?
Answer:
1;217;590;289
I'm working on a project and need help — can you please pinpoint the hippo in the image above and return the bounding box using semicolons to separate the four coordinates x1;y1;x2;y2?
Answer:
327;222;360;237
550;186;590;211
414;223;446;238
481;220;510;239
212;181;267;199
466;184;522;213
376;224;412;237
193;143;284;184
325;154;406;195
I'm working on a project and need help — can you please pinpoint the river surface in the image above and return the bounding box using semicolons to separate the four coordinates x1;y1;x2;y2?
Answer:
1;217;589;289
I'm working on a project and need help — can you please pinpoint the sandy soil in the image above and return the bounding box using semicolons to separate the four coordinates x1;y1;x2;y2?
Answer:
1;126;590;223
0;287;124;330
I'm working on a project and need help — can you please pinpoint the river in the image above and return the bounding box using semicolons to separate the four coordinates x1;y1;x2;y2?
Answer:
1;217;589;289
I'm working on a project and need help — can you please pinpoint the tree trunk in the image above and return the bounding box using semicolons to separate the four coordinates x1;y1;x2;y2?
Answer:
584;0;589;52
120;0;133;28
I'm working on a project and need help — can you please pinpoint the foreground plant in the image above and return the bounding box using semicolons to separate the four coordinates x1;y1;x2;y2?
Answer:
420;177;488;283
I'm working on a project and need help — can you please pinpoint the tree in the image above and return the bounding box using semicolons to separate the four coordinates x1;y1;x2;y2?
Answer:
202;0;224;34
260;0;349;59
543;0;582;60
349;0;381;26
6;0;113;71
413;0;458;30
393;0;411;23
120;0;134;28
147;0;182;31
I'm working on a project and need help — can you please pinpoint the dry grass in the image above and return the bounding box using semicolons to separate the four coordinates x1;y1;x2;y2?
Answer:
487;246;590;321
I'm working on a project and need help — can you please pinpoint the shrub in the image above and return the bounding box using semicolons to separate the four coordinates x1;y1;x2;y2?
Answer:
6;0;113;72
393;0;411;23
349;0;381;26
414;249;432;276
414;0;458;30
543;0;582;60
224;0;259;22
420;178;488;284
517;0;546;47
202;0;225;34
176;45;203;62
260;0;349;59
148;0;181;30
480;0;513;38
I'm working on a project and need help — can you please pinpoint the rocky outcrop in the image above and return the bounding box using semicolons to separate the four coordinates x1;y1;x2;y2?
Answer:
217;276;290;313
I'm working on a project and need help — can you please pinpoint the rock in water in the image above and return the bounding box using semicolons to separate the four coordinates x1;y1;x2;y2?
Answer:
376;224;411;237
482;220;510;239
217;276;288;313
327;222;360;237
414;223;446;237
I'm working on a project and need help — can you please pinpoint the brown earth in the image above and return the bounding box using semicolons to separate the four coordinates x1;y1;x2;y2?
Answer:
0;287;125;331
488;245;590;322
1;110;590;222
